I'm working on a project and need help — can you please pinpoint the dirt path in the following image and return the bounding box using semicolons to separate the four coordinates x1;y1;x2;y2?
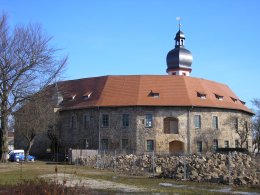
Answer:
41;174;260;195
41;173;147;193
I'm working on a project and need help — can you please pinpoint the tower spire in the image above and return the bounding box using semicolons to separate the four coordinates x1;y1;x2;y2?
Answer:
176;16;181;31
166;18;193;76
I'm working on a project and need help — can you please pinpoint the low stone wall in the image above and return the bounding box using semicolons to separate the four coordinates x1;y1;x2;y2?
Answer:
157;153;259;185
76;152;259;185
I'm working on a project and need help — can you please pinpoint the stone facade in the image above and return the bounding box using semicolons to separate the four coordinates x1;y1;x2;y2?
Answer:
57;106;253;155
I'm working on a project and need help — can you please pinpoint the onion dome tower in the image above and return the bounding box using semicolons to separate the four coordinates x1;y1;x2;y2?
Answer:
166;21;193;76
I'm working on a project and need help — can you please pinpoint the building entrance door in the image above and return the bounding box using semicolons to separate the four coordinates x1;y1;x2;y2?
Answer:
169;141;184;154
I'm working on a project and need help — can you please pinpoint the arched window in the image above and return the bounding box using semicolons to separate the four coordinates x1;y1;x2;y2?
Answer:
163;117;179;134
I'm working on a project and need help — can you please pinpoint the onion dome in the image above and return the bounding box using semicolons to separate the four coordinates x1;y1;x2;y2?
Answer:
166;29;193;76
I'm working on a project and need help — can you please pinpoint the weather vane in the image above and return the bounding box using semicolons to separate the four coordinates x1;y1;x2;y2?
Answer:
176;17;181;30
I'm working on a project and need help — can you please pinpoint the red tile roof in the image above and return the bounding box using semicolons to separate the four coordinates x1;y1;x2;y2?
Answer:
54;75;253;114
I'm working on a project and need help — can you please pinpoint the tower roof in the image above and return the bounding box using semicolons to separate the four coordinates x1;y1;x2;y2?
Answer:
166;29;193;75
175;30;185;40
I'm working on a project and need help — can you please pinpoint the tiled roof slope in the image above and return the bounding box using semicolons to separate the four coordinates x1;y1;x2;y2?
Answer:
55;75;253;114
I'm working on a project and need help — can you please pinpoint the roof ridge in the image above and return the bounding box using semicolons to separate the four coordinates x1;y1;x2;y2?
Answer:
58;75;109;83
194;77;230;87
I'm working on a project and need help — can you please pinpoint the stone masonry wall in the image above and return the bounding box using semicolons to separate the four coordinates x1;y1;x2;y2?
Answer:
77;152;259;185
190;108;253;153
58;106;253;154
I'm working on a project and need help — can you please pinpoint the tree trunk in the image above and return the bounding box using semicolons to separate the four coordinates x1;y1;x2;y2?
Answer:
239;141;243;148
25;138;34;162
0;112;9;162
0;79;10;162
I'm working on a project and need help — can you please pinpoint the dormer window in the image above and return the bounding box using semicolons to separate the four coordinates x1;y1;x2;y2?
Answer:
148;90;160;98
83;92;92;100
68;94;76;101
230;97;238;103
239;100;246;105
197;92;206;99
52;92;63;105
215;94;224;101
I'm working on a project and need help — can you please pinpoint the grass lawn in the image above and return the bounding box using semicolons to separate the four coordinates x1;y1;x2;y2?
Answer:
0;161;259;194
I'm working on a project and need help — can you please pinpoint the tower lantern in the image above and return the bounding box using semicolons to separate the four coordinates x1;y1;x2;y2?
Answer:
166;18;193;76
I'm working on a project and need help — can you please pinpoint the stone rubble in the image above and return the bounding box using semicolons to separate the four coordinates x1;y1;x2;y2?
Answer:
76;152;259;185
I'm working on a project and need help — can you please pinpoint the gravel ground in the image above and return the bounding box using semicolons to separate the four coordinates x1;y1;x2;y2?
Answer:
41;173;147;193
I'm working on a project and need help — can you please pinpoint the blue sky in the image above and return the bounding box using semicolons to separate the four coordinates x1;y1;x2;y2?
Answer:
1;0;260;109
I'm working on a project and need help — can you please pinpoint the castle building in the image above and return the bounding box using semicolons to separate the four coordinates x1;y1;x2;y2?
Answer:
54;27;253;154
15;27;254;155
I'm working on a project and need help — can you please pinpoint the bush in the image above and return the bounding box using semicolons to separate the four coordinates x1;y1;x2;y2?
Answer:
0;179;91;195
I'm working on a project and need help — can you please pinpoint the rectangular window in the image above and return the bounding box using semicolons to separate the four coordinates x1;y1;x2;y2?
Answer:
194;115;201;129
235;139;239;148
83;114;90;129
224;140;229;148
122;114;129;127
90;116;94;129
101;114;109;127
71;115;76;128
101;139;108;150
246;140;249;149
244;121;248;131
213;139;218;151
212;116;218;129
146;140;154;152
122;139;128;150
170;120;179;134
197;141;202;153
234;117;238;130
145;114;153;128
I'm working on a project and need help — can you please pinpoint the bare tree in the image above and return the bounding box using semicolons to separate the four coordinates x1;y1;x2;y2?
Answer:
226;115;252;148
196;128;220;152
252;99;260;153
47;119;61;157
237;118;251;148
14;93;56;159
0;14;67;161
